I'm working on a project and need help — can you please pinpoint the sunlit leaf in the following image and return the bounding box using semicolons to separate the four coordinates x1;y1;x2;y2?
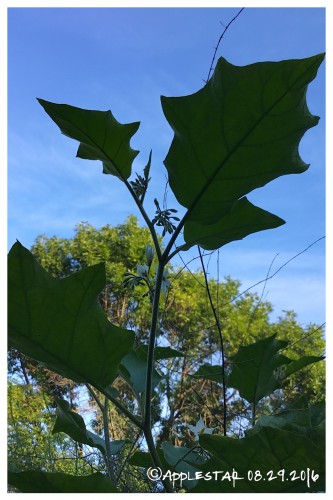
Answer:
119;348;163;395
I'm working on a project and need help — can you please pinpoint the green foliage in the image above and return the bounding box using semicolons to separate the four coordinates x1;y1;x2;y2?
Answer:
8;241;134;388
37;99;140;180
8;470;118;493
195;399;325;493
7;383;94;476
8;51;325;493
52;399;107;454
161;54;324;250
227;334;322;405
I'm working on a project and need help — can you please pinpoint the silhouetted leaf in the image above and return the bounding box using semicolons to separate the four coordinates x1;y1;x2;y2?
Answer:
227;334;290;404
38;99;139;180
8;242;134;389
195;426;324;492
162;54;324;250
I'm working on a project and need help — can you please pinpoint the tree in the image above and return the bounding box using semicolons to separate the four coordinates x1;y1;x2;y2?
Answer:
7;383;96;478
8;50;325;493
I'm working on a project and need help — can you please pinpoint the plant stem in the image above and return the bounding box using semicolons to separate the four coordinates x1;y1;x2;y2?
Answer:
144;428;173;493
85;384;104;412
144;262;164;428
103;397;117;485
96;384;144;430
198;247;227;436
143;261;173;492
124;178;162;262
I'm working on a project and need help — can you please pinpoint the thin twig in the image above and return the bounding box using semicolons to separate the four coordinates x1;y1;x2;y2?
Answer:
192;387;225;428
244;253;279;339
279;322;326;353
198;247;227;436
86;384;104;412
218;237;325;310
205;8;245;82
116;430;142;483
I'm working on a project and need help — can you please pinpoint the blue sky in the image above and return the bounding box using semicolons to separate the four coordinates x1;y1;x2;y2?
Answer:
7;6;326;326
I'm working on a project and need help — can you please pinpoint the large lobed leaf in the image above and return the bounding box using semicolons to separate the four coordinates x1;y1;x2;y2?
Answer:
162;53;325;250
118;345;184;396
8;470;117;493
8;241;134;389
226;334;323;404
38;98;140;180
193;399;325;493
52;398;106;453
119;348;163;396
195;426;324;493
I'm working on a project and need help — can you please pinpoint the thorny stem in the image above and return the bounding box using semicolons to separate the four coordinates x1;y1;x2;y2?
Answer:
205;8;245;82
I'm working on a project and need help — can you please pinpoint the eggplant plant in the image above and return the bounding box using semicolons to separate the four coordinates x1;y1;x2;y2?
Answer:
8;52;325;493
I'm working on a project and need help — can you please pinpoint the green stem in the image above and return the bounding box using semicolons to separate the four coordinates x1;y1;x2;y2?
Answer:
144;428;173;493
198;247;227;436
96;384;144;430
103;397;117;485
143;261;173;493
144;263;164;427
124;178;162;262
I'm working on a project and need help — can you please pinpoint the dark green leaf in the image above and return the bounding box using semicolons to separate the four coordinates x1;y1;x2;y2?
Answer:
162;441;206;489
246;398;325;448
8;241;134;388
227;334;290;404
189;363;223;383
38;99;139;180
184;197;285;250
195;427;325;492
137;345;185;360
8;470;117;493
129;449;168;469
162;54;325;250
283;355;324;378
52;399;106;453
